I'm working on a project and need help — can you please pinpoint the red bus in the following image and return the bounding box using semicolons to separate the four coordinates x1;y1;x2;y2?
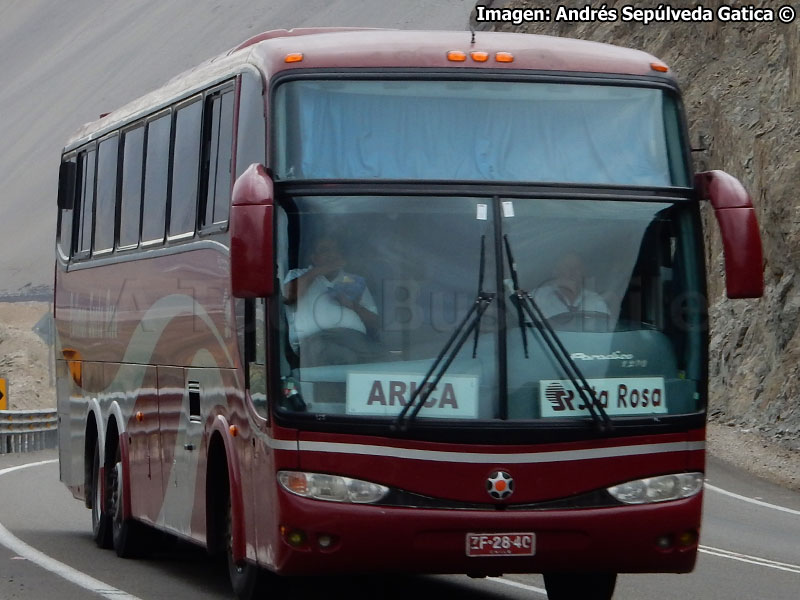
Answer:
55;29;763;600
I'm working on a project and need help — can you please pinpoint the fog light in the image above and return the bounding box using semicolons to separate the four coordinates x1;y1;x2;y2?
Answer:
318;534;334;548
283;528;307;547
656;535;673;550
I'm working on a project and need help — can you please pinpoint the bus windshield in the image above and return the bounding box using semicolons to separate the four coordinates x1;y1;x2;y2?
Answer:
273;79;689;187
275;196;705;424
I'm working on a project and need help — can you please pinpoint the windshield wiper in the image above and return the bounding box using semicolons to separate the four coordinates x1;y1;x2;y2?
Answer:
393;235;494;431
503;235;612;433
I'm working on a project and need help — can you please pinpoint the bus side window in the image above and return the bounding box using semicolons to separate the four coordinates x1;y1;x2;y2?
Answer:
94;134;119;254
77;148;96;258
57;156;77;259
142;111;171;245
201;86;235;230
170;97;203;238
119;125;145;249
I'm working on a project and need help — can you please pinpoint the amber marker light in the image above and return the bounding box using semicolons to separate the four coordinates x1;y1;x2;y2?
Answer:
678;530;698;547
229;425;239;437
471;51;489;62
495;52;514;63
281;471;309;495
136;412;144;423
650;62;669;73
447;50;467;62
284;53;304;63
62;348;82;387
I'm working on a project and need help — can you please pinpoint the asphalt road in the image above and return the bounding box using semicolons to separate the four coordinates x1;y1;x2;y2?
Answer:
0;450;798;600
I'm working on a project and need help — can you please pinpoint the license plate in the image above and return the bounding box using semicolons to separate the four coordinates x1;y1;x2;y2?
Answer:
466;533;535;557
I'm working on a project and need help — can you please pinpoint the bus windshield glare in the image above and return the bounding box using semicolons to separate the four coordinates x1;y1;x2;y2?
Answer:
276;196;705;423
273;79;689;187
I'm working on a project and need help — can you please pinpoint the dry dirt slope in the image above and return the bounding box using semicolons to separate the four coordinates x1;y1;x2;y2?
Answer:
0;302;53;411
473;0;800;448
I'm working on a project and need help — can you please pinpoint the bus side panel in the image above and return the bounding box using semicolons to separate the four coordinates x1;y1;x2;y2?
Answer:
159;366;190;535
187;367;242;547
56;357;84;499
124;363;163;524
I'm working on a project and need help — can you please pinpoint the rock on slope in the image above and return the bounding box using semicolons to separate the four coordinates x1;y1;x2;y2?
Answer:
474;0;800;443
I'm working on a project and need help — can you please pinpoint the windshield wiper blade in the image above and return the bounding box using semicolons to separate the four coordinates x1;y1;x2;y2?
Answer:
504;235;530;359
393;235;494;431
503;237;612;433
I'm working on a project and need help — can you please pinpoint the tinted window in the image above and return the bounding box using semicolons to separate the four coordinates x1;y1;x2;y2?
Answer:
58;157;76;257
274;80;680;186
120;126;144;248
142;112;170;243
79;149;96;255
94;136;118;252
203;88;234;227
170;99;202;237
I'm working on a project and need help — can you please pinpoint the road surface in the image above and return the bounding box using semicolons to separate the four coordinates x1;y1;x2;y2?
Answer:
1;451;798;599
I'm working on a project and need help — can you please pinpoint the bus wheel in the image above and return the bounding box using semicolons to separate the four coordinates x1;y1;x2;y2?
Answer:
225;495;263;599
90;443;112;549
109;448;149;558
543;572;617;600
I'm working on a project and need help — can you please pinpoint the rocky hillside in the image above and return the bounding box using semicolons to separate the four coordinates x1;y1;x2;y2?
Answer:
474;0;800;441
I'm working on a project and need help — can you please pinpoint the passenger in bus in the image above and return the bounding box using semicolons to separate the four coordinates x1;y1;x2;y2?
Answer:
532;252;610;321
283;236;381;366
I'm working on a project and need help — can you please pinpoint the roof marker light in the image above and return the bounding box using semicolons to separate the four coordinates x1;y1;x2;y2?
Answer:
447;50;467;62
495;52;514;63
285;53;304;63
650;62;669;73
470;51;489;62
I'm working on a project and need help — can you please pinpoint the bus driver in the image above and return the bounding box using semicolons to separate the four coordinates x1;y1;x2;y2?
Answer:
532;252;610;320
283;236;380;366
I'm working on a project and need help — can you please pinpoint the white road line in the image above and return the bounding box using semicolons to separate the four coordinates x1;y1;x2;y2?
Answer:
0;459;144;600
700;546;800;575
706;483;800;516
488;576;547;595
3;457;799;599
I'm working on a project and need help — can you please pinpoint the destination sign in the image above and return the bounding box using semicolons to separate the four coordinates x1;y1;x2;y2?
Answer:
346;372;479;418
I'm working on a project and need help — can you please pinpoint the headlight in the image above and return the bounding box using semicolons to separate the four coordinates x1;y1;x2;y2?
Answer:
278;471;389;504
607;472;703;504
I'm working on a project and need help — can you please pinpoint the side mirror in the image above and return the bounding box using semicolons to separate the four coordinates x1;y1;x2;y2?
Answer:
230;164;274;298
695;170;764;298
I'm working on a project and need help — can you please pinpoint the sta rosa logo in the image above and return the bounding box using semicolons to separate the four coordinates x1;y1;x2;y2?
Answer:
540;377;668;417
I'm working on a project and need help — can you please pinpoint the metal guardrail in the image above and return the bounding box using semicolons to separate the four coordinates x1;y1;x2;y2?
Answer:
0;409;58;454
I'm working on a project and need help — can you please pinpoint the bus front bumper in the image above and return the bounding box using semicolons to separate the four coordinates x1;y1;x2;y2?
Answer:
266;490;702;576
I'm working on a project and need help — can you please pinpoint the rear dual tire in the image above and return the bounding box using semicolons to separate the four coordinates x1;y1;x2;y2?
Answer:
91;443;113;549
91;440;150;557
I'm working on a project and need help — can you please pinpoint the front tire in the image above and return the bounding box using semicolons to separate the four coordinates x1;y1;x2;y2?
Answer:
90;443;112;549
543;572;617;600
226;494;263;599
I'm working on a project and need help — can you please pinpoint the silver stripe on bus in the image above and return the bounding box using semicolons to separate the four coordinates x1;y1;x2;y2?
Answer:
65;238;229;271
295;440;706;464
266;437;300;451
